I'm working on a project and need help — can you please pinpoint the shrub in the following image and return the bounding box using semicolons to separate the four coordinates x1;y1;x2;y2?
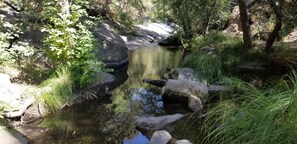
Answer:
41;1;105;87
190;32;243;53
203;71;297;143
0;14;34;64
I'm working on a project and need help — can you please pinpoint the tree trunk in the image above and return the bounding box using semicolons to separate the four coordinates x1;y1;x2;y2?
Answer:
265;0;284;53
202;1;217;35
238;0;252;49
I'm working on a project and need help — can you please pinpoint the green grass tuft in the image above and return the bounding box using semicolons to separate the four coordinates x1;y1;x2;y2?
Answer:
203;71;297;144
38;67;73;112
184;53;223;84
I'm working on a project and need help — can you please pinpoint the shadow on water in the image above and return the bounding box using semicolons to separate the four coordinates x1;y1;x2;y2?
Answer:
27;45;182;144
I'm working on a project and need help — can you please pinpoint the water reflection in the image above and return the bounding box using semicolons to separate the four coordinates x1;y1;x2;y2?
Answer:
33;45;181;143
104;45;181;143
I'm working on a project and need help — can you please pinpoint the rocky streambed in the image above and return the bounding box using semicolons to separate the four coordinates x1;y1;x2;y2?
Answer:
0;22;216;144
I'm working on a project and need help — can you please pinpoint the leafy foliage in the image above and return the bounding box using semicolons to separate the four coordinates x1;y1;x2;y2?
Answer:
154;0;230;37
41;1;105;87
0;14;34;64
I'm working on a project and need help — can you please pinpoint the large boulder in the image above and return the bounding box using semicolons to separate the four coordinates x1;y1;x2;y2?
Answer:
87;72;116;97
149;130;172;144
93;23;129;68
162;79;208;111
169;68;196;80
158;35;182;47
135;114;184;131
0;73;21;107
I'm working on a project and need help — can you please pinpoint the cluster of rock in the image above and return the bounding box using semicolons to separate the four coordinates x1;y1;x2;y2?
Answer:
150;130;192;144
134;114;192;144
137;67;230;143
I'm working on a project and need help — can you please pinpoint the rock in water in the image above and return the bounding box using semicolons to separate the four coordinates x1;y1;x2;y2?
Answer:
169;68;196;80
135;114;184;131
142;78;167;87
162;79;208;111
176;139;193;144
149;130;172;144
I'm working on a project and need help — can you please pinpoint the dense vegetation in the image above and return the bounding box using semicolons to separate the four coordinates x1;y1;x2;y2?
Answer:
1;0;297;143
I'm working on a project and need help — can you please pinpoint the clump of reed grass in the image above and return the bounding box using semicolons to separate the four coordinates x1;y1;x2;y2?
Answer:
38;67;73;112
202;71;297;144
184;53;223;84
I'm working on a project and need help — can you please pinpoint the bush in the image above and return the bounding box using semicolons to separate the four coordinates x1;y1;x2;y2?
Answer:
203;71;297;143
190;32;243;53
41;1;105;87
0;14;34;64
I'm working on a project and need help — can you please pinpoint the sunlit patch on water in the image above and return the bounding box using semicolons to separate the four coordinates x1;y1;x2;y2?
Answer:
130;88;164;116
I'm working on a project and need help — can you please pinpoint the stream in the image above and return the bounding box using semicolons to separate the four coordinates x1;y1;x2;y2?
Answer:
23;44;183;144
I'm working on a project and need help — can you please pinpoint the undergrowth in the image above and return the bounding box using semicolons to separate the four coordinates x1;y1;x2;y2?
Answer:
38;67;73;112
184;53;223;84
203;71;297;144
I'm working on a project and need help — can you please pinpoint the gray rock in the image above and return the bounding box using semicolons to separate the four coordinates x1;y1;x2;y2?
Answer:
0;127;29;144
149;130;172;144
0;73;21;107
176;139;193;144
135;114;184;131
143;78;166;87
93;23;129;68
158;35;182;47
162;79;208;112
200;45;216;54
87;72;116;96
169;68;196;80
188;95;203;112
208;85;231;92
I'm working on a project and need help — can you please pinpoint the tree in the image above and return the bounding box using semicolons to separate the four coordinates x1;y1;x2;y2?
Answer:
155;0;230;38
265;0;284;52
238;0;252;49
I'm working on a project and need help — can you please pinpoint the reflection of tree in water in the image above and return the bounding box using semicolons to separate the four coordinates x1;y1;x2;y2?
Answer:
97;87;164;143
97;93;140;143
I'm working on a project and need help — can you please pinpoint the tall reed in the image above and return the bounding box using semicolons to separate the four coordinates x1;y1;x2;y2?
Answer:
203;71;297;144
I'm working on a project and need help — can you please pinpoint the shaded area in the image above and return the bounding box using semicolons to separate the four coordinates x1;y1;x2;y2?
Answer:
19;45;182;143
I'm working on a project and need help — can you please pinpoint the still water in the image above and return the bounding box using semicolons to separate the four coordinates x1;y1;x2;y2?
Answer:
27;45;182;144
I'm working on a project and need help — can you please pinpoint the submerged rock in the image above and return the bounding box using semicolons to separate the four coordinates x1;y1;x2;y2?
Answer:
149;130;172;144
87;72;116;97
135;114;184;131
